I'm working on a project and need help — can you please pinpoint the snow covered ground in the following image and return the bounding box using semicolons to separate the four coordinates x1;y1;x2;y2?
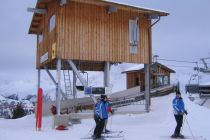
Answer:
0;93;209;140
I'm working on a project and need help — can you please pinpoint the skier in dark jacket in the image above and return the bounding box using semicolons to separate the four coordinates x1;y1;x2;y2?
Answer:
171;91;188;138
93;95;108;139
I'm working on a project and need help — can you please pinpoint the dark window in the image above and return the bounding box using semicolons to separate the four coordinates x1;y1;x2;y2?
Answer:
135;77;139;86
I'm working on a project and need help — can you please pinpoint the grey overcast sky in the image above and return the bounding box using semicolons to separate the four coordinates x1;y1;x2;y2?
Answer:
0;0;210;72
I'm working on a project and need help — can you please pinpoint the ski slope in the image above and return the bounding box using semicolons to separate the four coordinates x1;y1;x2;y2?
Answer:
0;93;209;140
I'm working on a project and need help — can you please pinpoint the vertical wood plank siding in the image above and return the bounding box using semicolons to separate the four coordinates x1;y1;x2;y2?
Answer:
36;2;57;68
57;1;150;64
36;1;151;68
127;72;145;90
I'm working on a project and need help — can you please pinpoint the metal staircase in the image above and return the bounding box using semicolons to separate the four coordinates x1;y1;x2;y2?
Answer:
63;70;73;99
110;85;174;108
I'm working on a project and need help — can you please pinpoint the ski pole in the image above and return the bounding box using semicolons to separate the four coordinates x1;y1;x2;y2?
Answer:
109;115;113;131
180;114;187;134
185;117;196;140
87;125;95;135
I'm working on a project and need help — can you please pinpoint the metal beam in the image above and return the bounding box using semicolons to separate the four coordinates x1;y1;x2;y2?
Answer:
143;15;161;112
44;65;68;100
104;62;110;87
73;71;77;99
144;64;150;112
56;59;61;115
67;60;88;86
27;8;47;14
201;58;208;69
38;69;41;89
67;60;97;103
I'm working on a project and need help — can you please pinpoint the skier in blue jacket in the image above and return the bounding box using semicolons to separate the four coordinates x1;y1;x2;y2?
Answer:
171;91;188;138
93;95;108;139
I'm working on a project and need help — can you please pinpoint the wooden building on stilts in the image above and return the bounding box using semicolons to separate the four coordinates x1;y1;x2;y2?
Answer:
28;0;169;113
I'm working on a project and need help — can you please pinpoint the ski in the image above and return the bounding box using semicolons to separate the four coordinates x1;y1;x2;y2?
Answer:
81;134;124;140
81;135;124;140
103;135;124;139
81;137;106;140
178;136;205;140
102;132;124;138
102;130;123;134
161;136;206;140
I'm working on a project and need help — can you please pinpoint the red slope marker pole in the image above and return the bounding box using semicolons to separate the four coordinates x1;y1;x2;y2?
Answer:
36;88;43;131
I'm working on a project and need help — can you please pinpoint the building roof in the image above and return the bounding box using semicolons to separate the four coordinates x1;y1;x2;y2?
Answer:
28;0;169;34
122;62;175;74
122;64;145;73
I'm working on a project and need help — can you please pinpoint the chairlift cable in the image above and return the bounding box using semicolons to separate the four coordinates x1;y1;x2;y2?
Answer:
157;58;210;65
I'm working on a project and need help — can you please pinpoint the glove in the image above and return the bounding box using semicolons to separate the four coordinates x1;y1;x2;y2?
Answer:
110;110;114;115
97;116;102;121
184;110;188;115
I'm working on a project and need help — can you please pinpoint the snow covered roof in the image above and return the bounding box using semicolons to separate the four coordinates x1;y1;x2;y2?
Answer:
102;0;169;15
29;0;169;34
200;82;210;86
122;64;144;73
122;62;175;74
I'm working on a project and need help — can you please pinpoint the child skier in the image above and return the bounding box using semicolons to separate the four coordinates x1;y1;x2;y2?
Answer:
93;95;108;139
103;98;113;133
171;91;188;138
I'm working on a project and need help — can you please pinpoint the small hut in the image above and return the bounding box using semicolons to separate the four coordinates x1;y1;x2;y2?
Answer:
122;62;175;90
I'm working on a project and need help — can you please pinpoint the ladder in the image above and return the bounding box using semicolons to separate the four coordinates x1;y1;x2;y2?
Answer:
63;70;73;99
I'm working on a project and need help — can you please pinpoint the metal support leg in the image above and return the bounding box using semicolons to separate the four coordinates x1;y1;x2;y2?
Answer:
38;69;41;89
144;64;150;112
104;62;110;87
56;59;61;115
67;60;96;103
44;65;68;100
73;71;77;99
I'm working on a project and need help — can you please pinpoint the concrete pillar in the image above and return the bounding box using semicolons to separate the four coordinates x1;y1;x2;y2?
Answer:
56;59;61;115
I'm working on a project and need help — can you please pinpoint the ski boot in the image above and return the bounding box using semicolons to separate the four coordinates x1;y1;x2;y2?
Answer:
91;134;96;139
93;136;106;140
171;133;178;138
178;134;185;139
105;129;111;133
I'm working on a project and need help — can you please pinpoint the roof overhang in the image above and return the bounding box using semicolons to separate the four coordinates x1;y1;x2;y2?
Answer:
28;0;169;34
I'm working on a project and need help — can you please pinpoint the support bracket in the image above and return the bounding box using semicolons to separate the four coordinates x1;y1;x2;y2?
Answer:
27;8;47;14
44;65;68;100
67;60;97;103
